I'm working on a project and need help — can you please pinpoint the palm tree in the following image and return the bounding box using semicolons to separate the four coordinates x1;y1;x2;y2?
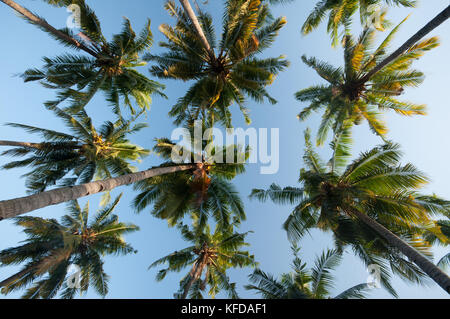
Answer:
150;220;256;299
147;0;289;126
0;164;197;221
301;0;416;46
296;19;438;145
0;121;246;220
0;107;149;198
250;130;450;294
0;194;138;299
133;125;248;229
246;244;372;299
3;0;165;115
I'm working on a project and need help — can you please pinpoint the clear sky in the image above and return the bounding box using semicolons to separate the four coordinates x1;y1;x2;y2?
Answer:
0;0;449;299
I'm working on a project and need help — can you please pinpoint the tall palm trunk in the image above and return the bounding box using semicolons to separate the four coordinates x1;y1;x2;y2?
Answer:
0;140;81;149
0;140;43;149
348;208;450;294
0;164;196;220
181;254;207;299
179;0;215;60
1;0;99;58
359;5;450;84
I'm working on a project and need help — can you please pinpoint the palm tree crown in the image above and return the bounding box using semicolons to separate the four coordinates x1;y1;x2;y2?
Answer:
296;19;439;145
1;106;149;195
150;220;256;299
147;0;289;126
0;194;138;299
133;125;248;229
21;0;165;116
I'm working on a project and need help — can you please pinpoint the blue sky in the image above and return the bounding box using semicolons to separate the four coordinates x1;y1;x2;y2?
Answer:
0;0;449;299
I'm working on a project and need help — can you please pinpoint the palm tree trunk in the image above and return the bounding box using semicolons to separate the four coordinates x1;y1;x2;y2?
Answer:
181;258;206;299
0;164;196;220
1;0;99;58
348;208;450;294
179;0;215;60
0;140;43;149
0;140;81;150
182;265;199;299
359;5;450;84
